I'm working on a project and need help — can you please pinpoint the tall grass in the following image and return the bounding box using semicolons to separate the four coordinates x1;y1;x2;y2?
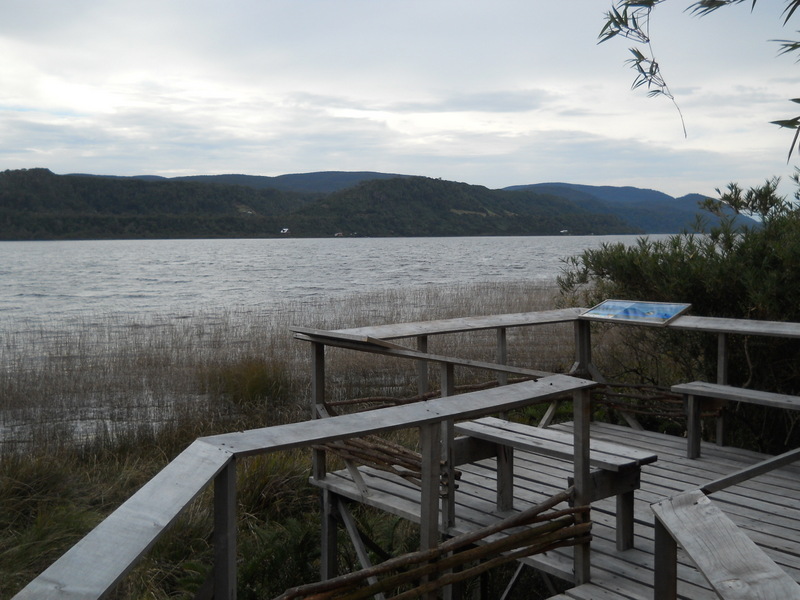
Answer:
1;280;573;598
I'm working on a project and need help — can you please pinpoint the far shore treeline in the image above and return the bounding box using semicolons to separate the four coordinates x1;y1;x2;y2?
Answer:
0;168;755;240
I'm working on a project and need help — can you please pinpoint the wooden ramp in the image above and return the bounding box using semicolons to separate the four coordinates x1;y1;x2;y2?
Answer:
313;422;800;599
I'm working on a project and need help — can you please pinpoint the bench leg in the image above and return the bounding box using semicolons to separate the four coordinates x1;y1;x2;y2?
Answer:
616;490;635;551
497;445;514;512
686;394;702;459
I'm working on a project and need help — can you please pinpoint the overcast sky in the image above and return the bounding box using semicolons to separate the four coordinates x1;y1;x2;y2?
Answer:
2;0;797;197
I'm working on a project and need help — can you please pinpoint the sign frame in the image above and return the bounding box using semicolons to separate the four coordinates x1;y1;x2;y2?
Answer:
580;299;691;326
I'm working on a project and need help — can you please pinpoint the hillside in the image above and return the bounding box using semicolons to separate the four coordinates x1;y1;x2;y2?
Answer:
279;177;636;237
505;182;757;232
0;169;637;240
0;169;319;239
0;168;755;240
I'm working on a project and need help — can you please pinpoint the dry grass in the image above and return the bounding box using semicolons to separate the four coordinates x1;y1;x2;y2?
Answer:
1;280;577;599
0;280;571;452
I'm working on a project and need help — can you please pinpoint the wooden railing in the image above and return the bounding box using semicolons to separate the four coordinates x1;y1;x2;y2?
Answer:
14;305;800;599
12;374;594;600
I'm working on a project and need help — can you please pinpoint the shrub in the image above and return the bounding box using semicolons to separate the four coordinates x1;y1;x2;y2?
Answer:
558;177;800;452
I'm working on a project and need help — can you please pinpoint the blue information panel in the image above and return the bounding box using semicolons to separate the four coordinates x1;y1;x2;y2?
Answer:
581;300;690;326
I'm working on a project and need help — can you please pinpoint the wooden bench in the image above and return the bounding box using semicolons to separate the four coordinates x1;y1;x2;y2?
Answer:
453;416;657;551
652;489;800;600
672;381;800;458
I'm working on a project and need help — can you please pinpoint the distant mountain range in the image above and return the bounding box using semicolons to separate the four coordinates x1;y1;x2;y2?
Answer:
0;168;756;240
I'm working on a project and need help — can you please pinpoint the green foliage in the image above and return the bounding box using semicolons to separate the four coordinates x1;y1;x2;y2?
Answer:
283;176;638;237
559;180;800;452
0;169;642;239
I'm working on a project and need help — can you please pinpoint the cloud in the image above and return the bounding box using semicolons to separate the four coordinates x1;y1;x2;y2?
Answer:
0;0;797;199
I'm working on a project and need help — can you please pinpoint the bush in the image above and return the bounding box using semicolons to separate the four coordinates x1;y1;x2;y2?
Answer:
558;177;800;452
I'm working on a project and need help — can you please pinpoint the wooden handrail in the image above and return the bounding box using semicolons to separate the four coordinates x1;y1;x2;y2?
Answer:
13;375;594;600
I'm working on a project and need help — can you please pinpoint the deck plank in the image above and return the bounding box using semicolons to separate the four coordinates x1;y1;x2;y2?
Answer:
311;422;800;599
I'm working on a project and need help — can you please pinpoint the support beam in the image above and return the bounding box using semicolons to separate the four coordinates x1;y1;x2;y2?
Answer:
336;502;387;600
214;458;237;600
419;422;441;600
572;387;592;585
686;394;701;459
496;327;508;387
716;332;729;446
653;518;678;600
312;342;327;481
321;490;339;581
416;335;429;397
440;362;456;530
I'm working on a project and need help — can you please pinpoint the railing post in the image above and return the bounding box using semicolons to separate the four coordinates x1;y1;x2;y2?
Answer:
716;332;729;446
653;518;677;600
572;319;591;377
419;422;442;550
440;363;456;530
311;342;327;480
420;421;441;600
214;458;237;600
572;387;591;585
416;335;429;396
496;327;508;387
311;341;326;419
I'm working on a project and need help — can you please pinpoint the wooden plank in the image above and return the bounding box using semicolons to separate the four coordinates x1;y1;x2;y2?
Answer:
482;417;657;465
293;330;554;378
202;375;595;457
13;440;233;600
455;417;656;471
214;459;237;600
701;447;800;494
291;325;412;349
323;308;585;340
314;422;800;600
668;315;800;339
672;381;800;410
652;490;800;600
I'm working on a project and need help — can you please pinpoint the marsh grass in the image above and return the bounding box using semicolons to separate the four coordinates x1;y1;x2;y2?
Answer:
1;280;574;599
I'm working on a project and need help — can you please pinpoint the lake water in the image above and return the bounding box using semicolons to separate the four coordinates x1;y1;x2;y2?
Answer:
1;235;654;332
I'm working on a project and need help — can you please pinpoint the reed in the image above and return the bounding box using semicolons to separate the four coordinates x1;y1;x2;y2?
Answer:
0;280;573;599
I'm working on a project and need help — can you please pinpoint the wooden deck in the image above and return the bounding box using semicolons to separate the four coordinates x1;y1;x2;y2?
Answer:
313;421;800;600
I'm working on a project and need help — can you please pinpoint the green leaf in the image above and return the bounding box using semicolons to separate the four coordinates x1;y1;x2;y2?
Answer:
771;117;800;128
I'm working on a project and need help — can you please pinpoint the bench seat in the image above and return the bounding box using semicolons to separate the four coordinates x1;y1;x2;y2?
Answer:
454;416;657;551
454;417;657;471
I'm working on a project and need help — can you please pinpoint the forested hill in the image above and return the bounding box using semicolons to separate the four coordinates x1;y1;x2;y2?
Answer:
504;182;756;234
0;168;747;240
0;169;639;239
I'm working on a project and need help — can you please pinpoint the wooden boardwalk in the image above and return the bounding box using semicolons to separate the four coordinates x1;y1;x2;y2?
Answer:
314;421;800;600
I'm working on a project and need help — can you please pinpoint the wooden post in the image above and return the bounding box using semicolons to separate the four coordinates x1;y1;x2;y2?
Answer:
214;458;237;600
440;363;456;529
416;335;429;397
572;387;591;585
616;490;634;551
312;342;327;481
420;422;441;550
311;341;326;418
653;517;678;600
496;327;508;387
716;332;729;446
420;421;445;600
496;444;514;512
320;490;339;581
686;393;701;459
572;319;592;379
